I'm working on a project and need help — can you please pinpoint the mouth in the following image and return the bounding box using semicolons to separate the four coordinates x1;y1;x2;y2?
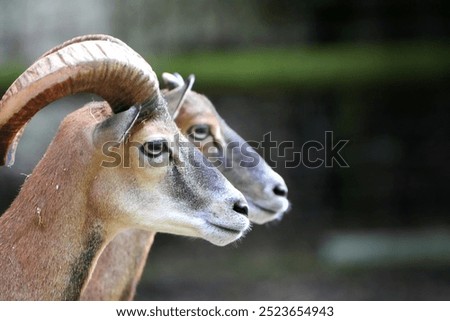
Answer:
209;223;243;234
246;198;292;225
248;200;279;215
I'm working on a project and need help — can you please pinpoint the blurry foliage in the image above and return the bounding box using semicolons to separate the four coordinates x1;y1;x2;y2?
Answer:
1;41;449;93
151;41;450;92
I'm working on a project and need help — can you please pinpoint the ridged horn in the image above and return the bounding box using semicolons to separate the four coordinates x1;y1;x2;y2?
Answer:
162;72;186;90
0;35;162;166
39;34;133;58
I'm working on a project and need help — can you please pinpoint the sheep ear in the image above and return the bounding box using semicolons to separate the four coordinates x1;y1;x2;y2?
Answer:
164;74;195;119
93;105;141;147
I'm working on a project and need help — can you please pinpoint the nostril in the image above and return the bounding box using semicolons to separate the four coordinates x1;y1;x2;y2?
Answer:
273;184;288;197
233;200;248;216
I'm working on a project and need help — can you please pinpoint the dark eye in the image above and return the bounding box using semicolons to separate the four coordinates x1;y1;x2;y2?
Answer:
140;139;168;158
188;124;211;141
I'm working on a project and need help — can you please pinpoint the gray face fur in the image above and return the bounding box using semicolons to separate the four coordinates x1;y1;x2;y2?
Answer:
163;73;290;224
215;119;290;224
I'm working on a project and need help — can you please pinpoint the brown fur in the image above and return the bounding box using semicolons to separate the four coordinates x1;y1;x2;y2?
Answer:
80;229;155;300
0;106;111;299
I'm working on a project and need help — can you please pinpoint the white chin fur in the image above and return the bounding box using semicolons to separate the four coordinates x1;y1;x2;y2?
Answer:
136;207;251;247
200;216;251;246
247;201;287;225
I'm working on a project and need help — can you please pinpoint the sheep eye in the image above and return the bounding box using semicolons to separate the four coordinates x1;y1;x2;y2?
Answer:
188;124;210;141
141;139;167;158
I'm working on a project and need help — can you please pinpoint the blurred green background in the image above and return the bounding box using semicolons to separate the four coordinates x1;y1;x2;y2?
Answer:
1;0;449;299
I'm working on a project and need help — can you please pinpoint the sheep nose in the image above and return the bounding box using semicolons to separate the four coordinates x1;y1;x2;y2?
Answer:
233;200;249;216
273;184;288;197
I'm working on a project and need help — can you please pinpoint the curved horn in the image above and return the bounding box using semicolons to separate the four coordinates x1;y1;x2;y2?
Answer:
0;35;162;166
162;72;185;90
39;34;134;58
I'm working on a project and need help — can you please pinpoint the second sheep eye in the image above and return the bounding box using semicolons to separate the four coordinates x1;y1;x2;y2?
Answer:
188;124;211;141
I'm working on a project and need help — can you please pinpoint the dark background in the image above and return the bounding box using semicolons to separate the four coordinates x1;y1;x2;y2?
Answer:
1;0;449;299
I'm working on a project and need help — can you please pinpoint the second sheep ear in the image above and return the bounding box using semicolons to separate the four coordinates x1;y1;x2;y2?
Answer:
163;73;195;119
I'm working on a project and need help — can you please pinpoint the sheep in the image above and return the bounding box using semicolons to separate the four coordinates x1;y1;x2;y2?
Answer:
0;35;250;300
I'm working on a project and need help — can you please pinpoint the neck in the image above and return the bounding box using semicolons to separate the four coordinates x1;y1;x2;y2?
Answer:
80;229;156;300
0;130;113;300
